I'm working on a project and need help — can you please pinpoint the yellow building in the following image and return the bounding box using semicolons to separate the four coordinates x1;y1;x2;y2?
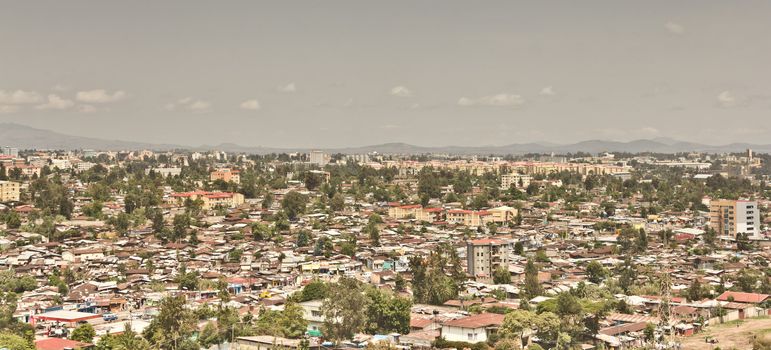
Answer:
0;181;20;202
170;190;245;210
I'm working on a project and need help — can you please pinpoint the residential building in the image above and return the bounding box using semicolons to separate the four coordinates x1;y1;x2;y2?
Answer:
309;151;329;167
466;238;516;278
0;181;21;202
447;210;492;227
709;199;760;238
170;191;245;210
487;206;518;224
299;300;325;332
1;147;18;157
500;173;531;189
440;313;504;343
210;168;240;184
147;167;182;177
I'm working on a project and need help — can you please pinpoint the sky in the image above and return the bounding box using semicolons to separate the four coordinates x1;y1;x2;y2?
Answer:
1;1;771;148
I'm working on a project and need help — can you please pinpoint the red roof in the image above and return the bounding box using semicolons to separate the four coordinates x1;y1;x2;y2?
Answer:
35;338;92;350
442;313;504;329
717;291;770;303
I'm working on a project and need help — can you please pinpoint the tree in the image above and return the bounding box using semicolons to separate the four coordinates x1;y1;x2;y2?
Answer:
171;213;190;242
703;227;717;247
281;191;308;220
585;261;607;284
175;264;199;291
409;243;465;305
493;266;511;285
0;332;33;350
330;193;345;212
365;222;381;247
300;280;329;301
522;258;543;299
687;278;704;302
297;230;312;247
70;323;96;343
142;295;197;350
323;277;369;341
281;302;309;338
364;288;412;334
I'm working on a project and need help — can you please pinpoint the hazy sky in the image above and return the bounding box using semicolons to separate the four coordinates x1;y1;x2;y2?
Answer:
1;1;771;148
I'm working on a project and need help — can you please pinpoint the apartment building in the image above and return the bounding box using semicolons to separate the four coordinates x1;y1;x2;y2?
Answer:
709;199;761;238
466;238;516;278
0;181;21;202
170;190;245;210
387;203;443;222
309;151;329;167
500;173;532;189
447;209;492;227
210;168;240;184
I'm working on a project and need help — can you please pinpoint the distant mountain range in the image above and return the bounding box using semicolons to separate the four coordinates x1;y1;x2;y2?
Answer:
1;122;770;155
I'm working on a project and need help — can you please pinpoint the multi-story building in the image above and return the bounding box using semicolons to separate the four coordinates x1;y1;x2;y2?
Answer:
447;209;492;227
1;147;18;158
0;181;21;202
709;199;761;238
169;191;245;210
308;151;329;167
210;168;240;184
387;203;443;222
466;238;516;278
500;173;532;189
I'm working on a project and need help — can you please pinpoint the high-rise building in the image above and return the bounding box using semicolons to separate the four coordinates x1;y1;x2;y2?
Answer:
1;147;18;158
466;238;516;278
709;199;760;238
309;150;329;167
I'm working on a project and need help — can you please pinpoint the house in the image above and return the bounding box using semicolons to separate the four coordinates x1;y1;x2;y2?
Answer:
299;300;325;332
236;335;312;350
440;312;505;343
716;291;769;304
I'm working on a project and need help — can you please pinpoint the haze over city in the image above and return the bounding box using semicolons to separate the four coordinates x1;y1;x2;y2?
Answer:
2;1;771;148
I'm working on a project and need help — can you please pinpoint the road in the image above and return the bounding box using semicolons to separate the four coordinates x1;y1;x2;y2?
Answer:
679;317;771;350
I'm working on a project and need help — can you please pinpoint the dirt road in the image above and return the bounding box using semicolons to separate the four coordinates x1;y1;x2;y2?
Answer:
679;317;771;350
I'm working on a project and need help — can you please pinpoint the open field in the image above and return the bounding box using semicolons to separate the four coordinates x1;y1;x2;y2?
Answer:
679;317;771;350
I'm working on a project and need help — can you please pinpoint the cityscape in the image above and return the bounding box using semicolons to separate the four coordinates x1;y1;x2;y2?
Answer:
2;2;771;350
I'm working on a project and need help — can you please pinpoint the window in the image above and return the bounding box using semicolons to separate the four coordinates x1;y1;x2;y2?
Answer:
311;310;322;317
468;334;474;341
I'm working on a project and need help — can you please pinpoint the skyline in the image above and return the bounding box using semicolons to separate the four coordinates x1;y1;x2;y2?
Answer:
2;1;771;147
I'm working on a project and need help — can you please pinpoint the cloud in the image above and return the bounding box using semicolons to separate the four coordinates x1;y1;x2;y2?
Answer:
36;94;75;110
165;97;211;113
665;22;685;35
0;105;20;114
76;89;127;103
240;99;261;110
77;104;98;113
52;84;70;92
458;93;525;107
717;90;742;108
389;86;413;97
0;90;43;104
539;86;555;96
278;82;296;93
188;100;211;112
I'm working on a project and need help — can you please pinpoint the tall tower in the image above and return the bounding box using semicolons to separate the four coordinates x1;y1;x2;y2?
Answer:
657;272;674;347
